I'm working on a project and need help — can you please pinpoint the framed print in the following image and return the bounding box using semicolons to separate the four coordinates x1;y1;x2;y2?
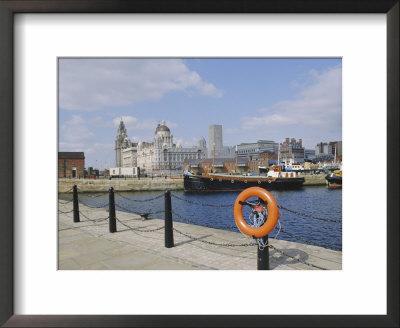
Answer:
0;0;398;327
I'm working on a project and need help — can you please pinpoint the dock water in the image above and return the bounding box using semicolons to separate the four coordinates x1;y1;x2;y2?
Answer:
58;200;342;270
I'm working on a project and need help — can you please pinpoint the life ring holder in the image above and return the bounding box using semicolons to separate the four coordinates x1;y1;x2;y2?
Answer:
233;187;279;238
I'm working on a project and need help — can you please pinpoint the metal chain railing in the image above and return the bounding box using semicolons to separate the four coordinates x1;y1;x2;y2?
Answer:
278;205;342;223
171;194;232;208
173;227;255;247
58;187;339;270
172;210;237;230
79;210;109;223
115;203;165;218
268;244;328;270
114;191;164;202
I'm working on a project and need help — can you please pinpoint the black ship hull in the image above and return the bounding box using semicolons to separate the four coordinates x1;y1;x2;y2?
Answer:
184;175;305;192
325;174;342;185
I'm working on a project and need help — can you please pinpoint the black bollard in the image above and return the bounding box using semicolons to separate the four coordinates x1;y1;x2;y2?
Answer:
164;190;174;248
257;235;270;270
108;187;117;233
73;184;80;222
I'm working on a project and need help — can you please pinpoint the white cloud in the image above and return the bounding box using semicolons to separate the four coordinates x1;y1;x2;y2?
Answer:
242;66;342;134
89;116;112;127
60;115;94;144
59;59;223;111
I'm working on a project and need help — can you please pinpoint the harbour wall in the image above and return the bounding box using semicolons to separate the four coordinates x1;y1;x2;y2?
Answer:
58;177;184;193
59;174;327;193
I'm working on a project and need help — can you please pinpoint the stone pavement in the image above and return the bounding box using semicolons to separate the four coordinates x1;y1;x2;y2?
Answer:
58;200;342;270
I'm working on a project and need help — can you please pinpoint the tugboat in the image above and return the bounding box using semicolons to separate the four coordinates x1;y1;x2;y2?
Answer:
183;165;304;192
325;169;342;188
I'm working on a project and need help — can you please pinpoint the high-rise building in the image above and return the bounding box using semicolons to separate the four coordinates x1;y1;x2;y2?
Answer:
208;125;223;157
208;124;235;158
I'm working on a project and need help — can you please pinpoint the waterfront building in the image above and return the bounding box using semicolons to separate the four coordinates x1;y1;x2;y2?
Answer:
279;138;305;162
121;143;138;167
315;141;342;161
247;151;276;174
136;120;207;172
109;167;139;177
315;142;332;156
236;140;278;160
329;141;342;157
114;119;138;168
58;152;85;178
208;124;235;158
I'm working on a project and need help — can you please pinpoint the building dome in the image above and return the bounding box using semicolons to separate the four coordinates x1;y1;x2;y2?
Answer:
155;120;170;134
156;125;170;133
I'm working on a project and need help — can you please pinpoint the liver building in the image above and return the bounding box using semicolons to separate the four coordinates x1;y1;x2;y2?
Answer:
115;119;207;172
115;119;137;168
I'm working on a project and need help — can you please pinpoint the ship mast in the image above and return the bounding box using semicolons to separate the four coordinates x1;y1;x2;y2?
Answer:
235;145;238;173
212;143;215;173
278;143;280;164
334;144;337;163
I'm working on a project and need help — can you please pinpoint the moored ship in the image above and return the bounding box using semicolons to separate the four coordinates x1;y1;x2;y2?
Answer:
325;169;342;188
184;165;305;192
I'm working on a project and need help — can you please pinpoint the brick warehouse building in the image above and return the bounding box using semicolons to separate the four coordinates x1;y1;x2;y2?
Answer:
58;152;85;178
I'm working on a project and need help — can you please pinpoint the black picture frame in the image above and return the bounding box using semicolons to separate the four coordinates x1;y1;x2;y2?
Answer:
0;1;398;327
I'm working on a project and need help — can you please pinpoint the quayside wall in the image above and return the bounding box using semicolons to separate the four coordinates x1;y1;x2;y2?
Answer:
59;174;327;193
58;177;184;193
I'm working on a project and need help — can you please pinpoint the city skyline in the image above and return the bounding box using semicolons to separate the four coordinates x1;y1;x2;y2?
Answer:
59;58;342;168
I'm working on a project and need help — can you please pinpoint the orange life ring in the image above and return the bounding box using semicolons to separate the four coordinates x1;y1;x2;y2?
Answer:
233;187;279;238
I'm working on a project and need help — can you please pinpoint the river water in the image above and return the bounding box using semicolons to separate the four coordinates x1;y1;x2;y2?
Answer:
60;186;342;250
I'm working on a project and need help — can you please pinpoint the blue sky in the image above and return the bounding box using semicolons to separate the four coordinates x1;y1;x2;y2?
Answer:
59;58;342;169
